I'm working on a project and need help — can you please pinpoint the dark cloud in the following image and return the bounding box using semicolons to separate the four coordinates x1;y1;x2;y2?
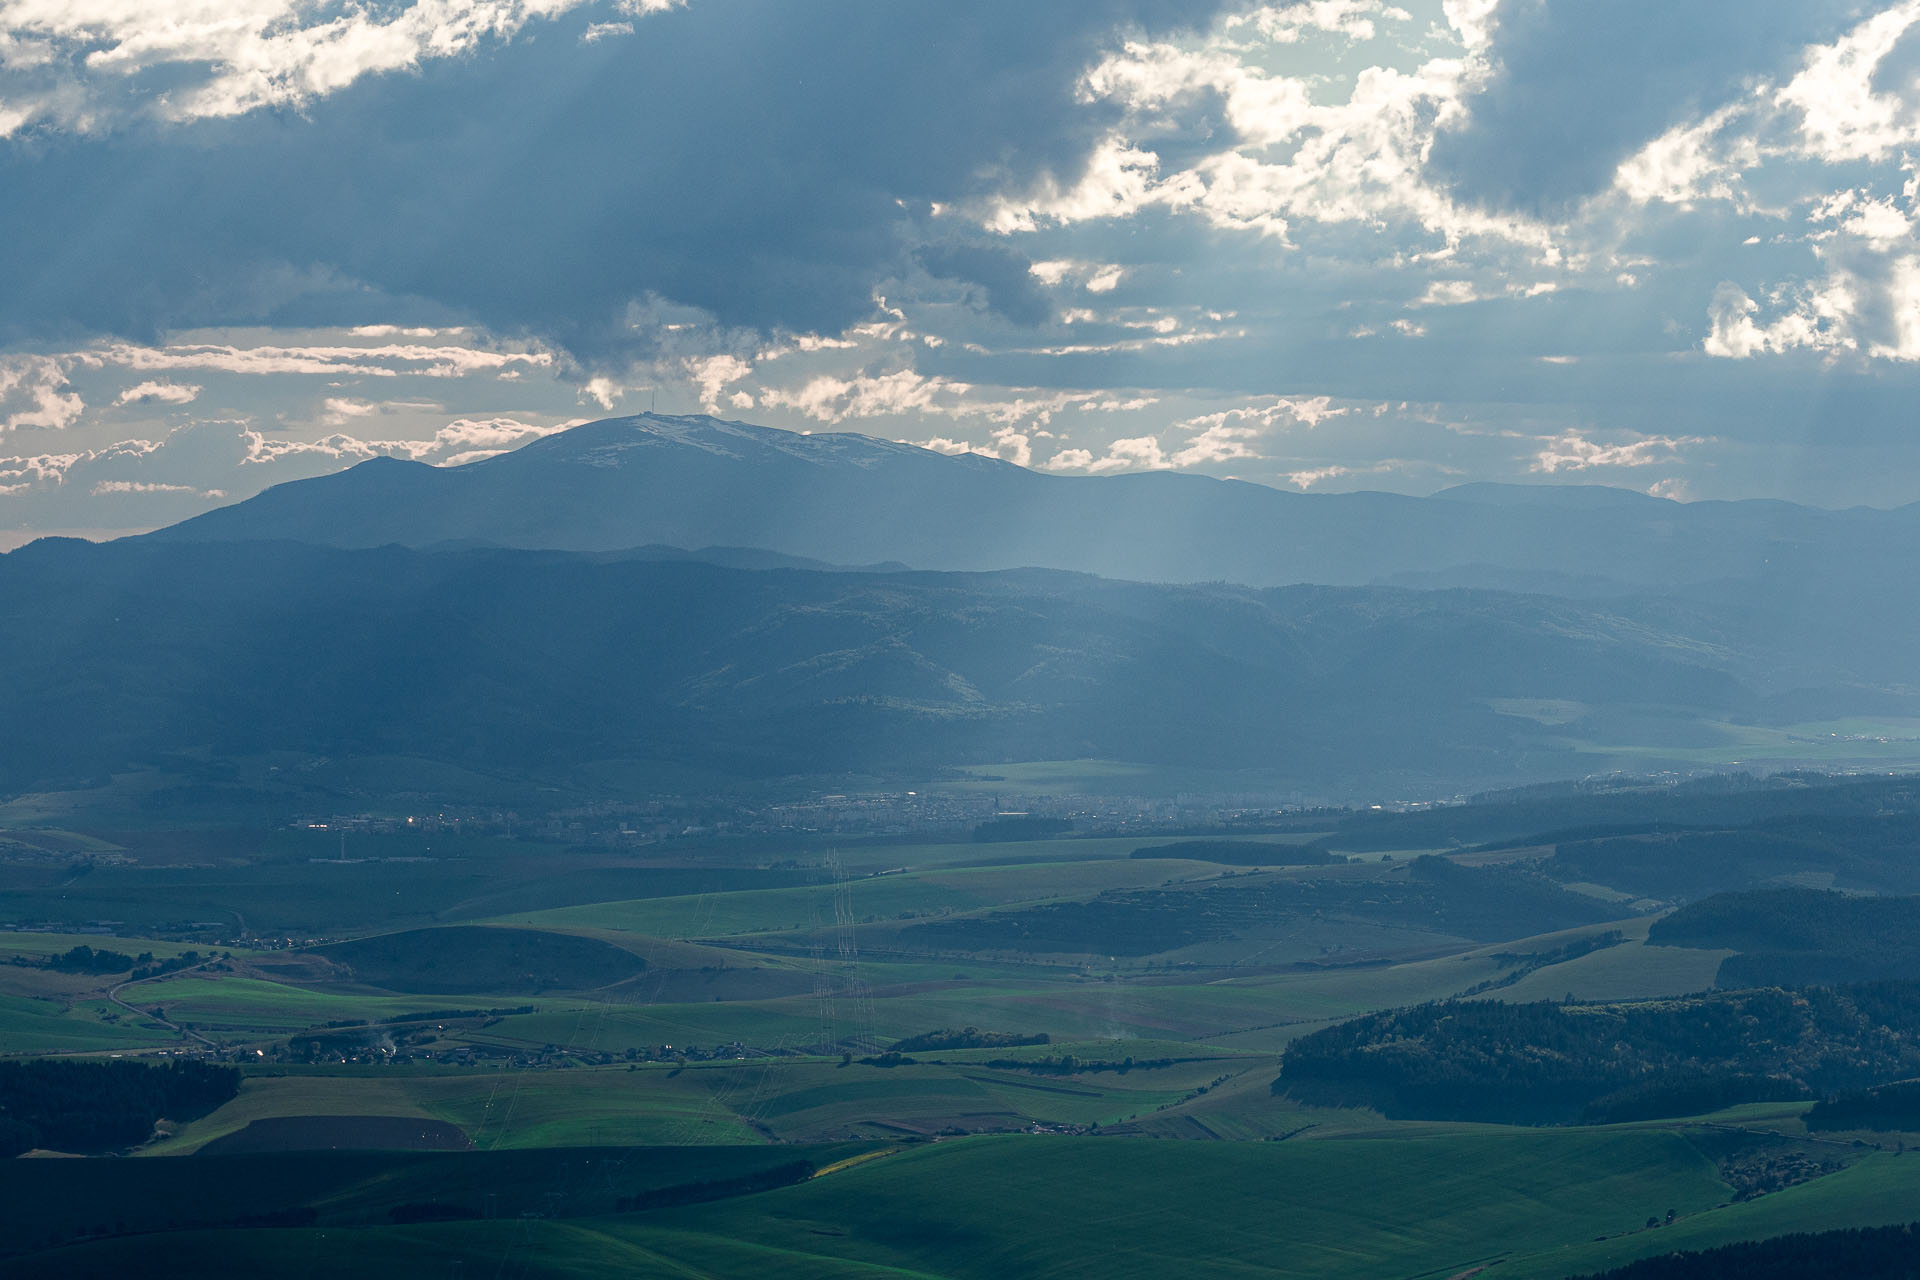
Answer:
915;243;1055;327
0;0;1229;364
1428;0;1859;214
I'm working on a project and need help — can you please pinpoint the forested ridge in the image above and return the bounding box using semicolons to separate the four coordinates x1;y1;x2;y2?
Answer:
1275;983;1920;1124
0;1059;239;1156
1541;813;1920;902
1650;888;1920;987
1806;1079;1920;1132
1571;1221;1920;1279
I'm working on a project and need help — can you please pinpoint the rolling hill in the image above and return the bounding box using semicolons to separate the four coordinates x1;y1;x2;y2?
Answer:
0;537;1791;795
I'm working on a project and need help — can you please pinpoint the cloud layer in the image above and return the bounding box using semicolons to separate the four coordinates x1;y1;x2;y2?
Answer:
9;0;1920;535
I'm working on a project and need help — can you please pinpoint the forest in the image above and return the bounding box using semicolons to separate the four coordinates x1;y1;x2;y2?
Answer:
1572;1221;1920;1279
0;1059;239;1157
1805;1080;1920;1133
1274;983;1920;1124
1649;889;1920;987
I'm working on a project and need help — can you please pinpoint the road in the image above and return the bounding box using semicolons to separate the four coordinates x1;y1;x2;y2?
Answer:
106;959;219;1050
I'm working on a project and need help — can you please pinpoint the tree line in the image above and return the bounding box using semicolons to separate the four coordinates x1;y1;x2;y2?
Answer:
1570;1221;1920;1279
1274;983;1920;1125
0;1058;239;1156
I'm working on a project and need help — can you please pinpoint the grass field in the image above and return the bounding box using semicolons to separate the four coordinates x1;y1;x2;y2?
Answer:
1504;1148;1920;1278
147;1049;1261;1154
636;1130;1728;1278
7;1127;1739;1279
825;832;1328;875
147;1074;446;1154
493;856;1248;941
137;975;451;1032
4;1143;880;1258
0;990;179;1053
1495;937;1729;1003
0;931;217;963
1550;717;1920;774
423;1067;780;1148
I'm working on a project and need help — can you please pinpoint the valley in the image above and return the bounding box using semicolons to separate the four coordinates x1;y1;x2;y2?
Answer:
6;772;1920;1275
8;418;1920;1277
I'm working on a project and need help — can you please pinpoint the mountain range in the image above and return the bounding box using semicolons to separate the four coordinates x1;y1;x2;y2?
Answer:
6;413;1917;802
153;413;1920;599
0;538;1783;798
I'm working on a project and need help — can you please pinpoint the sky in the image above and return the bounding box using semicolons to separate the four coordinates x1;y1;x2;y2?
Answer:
5;0;1920;544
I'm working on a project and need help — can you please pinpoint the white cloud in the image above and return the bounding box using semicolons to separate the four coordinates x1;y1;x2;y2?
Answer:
115;380;201;406
237;415;571;469
1531;430;1704;473
0;1;684;135
986;23;1557;269
321;396;378;425
0;414;566;528
1415;280;1484;307
89;479;216;497
685;354;752;410
1028;259;1127;293
578;375;627;410
984;137;1186;234
1042;447;1095;471
1176;395;1352;434
1613;102;1758;207
1779;0;1920;165
1026;393;1377;479
1703;181;1920;362
1168;423;1261;466
83;338;554;380
1034;435;1156;474
1234;0;1412;46
985;425;1032;468
759;369;969;423
0;448;88;489
425;416;573;465
1280;459;1424;490
349;324;465;337
918;425;1034;468
0;355;82;431
1285;463;1363;489
1441;0;1503;51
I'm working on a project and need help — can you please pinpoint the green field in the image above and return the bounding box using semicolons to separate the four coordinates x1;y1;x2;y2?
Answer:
925;759;1300;797
0;990;179;1053
1505;1148;1920;1277
4;1128;1753;1278
493;855;1244;941
8;793;1920;1276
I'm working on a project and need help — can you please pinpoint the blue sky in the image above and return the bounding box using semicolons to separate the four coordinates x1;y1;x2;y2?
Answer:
5;0;1920;543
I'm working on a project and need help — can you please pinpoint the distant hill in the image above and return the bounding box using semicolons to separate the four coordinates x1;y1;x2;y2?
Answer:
0;537;1797;796
136;413;1905;586
143;414;1920;689
1650;888;1920;987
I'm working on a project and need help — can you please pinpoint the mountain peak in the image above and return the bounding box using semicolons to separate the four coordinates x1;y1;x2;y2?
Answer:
509;413;967;472
145;412;1890;594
